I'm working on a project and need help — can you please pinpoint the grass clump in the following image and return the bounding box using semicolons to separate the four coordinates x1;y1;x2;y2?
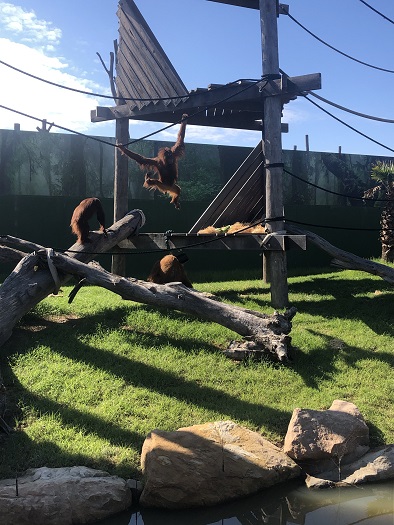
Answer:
0;268;393;480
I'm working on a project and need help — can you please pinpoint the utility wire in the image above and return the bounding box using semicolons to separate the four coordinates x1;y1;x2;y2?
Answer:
286;12;394;74
308;92;394;124
303;94;394;154
358;0;394;24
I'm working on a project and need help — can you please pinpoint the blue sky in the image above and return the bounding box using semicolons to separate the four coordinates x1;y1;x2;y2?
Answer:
0;0;393;156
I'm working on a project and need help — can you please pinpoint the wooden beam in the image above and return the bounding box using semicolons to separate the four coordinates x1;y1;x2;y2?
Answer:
116;233;306;251
260;0;289;308
207;0;289;13
91;107;290;132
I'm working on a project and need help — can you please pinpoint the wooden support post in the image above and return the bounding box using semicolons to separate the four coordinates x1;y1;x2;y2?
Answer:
112;117;130;276
260;0;288;308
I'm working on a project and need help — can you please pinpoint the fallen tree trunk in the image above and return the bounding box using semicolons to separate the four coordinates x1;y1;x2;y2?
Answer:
286;224;394;284
0;226;296;361
0;210;145;347
35;253;297;362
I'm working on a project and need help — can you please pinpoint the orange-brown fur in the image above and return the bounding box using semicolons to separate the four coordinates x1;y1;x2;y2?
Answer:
147;254;193;288
117;115;188;209
70;197;107;244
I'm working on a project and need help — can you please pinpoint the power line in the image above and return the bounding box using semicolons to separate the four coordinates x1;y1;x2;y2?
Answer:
358;0;394;24
286;12;394;74
303;94;394;154
308;92;394;124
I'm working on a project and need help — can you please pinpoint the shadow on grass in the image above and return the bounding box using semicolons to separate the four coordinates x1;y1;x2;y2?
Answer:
288;276;393;336
293;329;394;389
0;305;291;478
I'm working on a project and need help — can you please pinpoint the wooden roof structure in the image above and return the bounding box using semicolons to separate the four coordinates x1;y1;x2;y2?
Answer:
91;0;320;132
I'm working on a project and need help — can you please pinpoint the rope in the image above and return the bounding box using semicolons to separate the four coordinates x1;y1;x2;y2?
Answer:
308;92;394;124
358;0;394;24
0;76;270;150
0;103;115;147
283;167;391;202
286;12;394;74
286;218;393;232
0;58;268;102
303;95;394;154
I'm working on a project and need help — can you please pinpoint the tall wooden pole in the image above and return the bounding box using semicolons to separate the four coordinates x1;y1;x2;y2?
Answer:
260;0;288;308
112;117;130;276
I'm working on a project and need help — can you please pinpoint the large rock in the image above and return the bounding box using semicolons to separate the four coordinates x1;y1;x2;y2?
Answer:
140;420;301;509
0;466;132;525
284;400;369;474
306;445;394;488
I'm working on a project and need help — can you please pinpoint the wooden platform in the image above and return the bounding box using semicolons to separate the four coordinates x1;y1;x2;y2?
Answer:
118;232;306;251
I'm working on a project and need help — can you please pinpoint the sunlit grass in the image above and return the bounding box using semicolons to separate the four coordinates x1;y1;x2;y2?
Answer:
0;268;393;480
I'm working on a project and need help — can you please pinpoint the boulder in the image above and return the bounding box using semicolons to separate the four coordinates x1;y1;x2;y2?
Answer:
0;466;132;525
306;445;394;488
140;420;301;509
284;400;369;474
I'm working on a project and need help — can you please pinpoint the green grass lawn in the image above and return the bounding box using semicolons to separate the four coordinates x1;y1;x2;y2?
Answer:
0;268;393;480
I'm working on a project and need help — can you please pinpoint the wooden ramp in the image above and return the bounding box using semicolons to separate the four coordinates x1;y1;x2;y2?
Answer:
188;142;265;233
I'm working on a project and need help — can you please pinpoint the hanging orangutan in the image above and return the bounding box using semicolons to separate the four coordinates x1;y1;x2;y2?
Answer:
116;114;188;209
70;197;107;244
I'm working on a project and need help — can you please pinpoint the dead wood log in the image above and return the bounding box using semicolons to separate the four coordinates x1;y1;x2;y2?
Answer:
0;245;27;263
0;210;145;347
34;252;297;362
286;224;394;284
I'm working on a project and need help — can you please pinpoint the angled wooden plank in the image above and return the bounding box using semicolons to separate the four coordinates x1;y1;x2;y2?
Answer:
188;142;265;233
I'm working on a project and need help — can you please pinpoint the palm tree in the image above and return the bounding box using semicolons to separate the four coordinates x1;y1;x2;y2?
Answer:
363;161;394;262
